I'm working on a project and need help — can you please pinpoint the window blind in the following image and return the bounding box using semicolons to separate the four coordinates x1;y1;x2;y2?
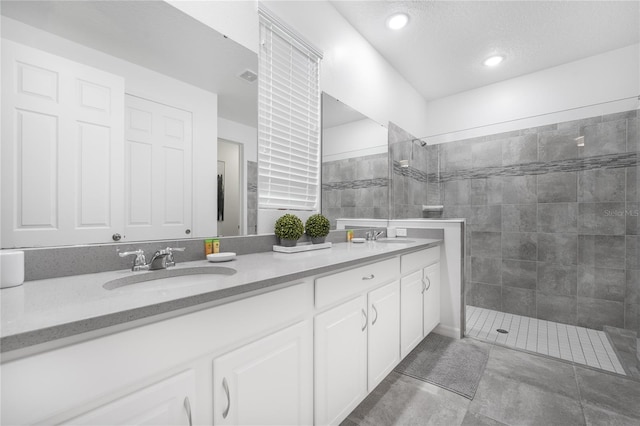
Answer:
257;8;322;210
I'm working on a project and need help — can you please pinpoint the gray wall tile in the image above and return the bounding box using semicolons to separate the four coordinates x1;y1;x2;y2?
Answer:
577;297;624;330
502;232;537;261
472;140;502;168
626;236;640;269
582;120;627;156
470;205;502;232
538;233;578;265
538;172;577;203
501;134;538;166
444;180;471;205
502;287;536;316
502;259;537;289
502;175;537;204
626;269;640;305
625;303;639;333
467;282;502;310
471;178;503;205
472;256;502;285
578;235;625;269
626;202;639;235
627;166;639;202
577;266;626;302
537;203;578;233
441;140;473;171
471;231;502;258
537;263;577;296
502;204;537;232
537;293;577;325
578;168;626;202
538;128;580;162
628;117;639;152
557;116;601;131
578;202;626;235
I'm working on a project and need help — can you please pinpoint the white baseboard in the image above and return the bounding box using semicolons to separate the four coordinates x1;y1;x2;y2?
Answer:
433;324;461;339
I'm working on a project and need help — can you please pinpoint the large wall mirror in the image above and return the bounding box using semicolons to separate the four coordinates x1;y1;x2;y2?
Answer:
1;0;258;249
321;93;389;229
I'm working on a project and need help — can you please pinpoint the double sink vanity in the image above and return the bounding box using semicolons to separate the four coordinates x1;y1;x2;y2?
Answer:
1;237;443;425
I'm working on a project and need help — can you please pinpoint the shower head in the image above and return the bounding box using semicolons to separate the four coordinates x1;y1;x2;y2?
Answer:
412;139;427;147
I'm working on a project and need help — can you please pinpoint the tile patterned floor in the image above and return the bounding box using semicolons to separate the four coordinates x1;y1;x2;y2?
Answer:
466;305;626;375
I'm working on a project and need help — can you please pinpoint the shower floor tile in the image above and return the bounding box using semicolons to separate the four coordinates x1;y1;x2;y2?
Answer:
466;305;626;375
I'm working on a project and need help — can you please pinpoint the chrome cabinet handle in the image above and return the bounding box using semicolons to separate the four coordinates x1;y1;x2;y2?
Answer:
361;308;368;331
183;397;192;426
372;304;378;326
362;274;375;280
421;278;427;293
222;377;230;419
424;276;431;291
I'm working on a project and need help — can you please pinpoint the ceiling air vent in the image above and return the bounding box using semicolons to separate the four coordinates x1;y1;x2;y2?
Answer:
238;69;258;83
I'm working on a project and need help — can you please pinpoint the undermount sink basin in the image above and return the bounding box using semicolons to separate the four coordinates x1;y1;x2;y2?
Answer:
103;266;237;291
374;238;416;244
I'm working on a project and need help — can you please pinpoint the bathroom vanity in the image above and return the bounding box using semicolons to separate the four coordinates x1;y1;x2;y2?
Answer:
1;238;441;426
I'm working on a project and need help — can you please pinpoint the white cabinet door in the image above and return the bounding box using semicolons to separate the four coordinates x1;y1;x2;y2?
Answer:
423;262;441;335
125;95;193;241
400;270;424;359
63;370;195;426
314;295;368;426
213;321;313;426
1;40;124;248
367;280;400;391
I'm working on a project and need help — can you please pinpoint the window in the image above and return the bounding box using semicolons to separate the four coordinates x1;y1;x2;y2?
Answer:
257;7;322;210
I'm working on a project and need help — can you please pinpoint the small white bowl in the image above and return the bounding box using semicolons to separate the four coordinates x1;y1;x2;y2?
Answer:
207;252;236;262
351;238;366;244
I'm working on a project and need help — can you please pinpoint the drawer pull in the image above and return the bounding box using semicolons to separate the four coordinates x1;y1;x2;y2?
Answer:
372;304;378;326
222;377;231;419
361;308;368;331
362;274;375;280
423;276;431;292
183;397;193;426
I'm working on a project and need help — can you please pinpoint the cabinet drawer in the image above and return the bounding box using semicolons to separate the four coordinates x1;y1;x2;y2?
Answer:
401;246;439;275
315;257;399;309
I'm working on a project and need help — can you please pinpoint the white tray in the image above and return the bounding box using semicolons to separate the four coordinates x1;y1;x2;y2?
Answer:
273;242;332;253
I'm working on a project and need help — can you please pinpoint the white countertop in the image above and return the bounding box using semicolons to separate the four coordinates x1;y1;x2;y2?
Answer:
1;238;441;353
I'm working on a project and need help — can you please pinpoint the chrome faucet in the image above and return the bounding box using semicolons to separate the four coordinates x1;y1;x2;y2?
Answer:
119;247;185;271
365;230;385;241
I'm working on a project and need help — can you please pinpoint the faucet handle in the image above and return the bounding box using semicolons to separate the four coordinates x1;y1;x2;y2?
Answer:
165;247;186;253
118;250;146;269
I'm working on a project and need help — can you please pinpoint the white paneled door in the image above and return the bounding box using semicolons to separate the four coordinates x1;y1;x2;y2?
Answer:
1;40;124;247
124;95;192;241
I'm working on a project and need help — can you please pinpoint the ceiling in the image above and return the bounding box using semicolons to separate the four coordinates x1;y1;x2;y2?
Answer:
0;1;258;127
330;0;640;101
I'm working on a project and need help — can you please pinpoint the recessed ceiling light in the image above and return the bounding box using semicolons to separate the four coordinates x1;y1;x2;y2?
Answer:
386;13;409;30
483;55;505;67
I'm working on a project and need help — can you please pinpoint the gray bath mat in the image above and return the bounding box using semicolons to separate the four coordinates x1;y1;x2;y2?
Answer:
394;333;489;399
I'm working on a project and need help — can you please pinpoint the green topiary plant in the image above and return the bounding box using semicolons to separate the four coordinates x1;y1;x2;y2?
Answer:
305;214;330;244
274;214;304;246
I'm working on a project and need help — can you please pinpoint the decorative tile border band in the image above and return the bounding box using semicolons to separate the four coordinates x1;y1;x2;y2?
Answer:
438;151;638;183
322;177;389;191
392;161;431;183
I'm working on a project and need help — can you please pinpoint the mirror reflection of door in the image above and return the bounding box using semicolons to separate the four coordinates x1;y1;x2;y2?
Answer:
217;139;243;236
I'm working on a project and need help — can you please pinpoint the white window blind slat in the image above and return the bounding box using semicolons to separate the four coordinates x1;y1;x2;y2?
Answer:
258;10;321;211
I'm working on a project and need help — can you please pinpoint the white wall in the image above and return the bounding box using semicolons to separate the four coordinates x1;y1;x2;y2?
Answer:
423;44;640;144
2;16;219;238
322;119;388;162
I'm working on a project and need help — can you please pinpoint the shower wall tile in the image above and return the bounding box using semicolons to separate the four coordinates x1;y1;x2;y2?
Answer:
502;204;537;232
537;293;577;325
577;266;626;302
582;120;627;157
626;202;639;235
626;236;640;269
441;140;473;171
470;205;502;232
467;282;502;311
627;117;639;152
471;256;502;285
443;180;470;205
501;134;538;166
627;166;639;202
556;115;601;131
472;139;502;168
502;259;537;289
502;232;538;261
538;128;580;162
578;202;626;235
537;263;577;296
603;110;637;122
502;175;537;204
471;231;502;258
578;168;626;202
625;303;639;333
537;203;578;233
470;178;503;205
502;287;536;317
538;172;578;203
626;269;640;305
577;297;624;330
578;235;625;269
538;233;578;265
